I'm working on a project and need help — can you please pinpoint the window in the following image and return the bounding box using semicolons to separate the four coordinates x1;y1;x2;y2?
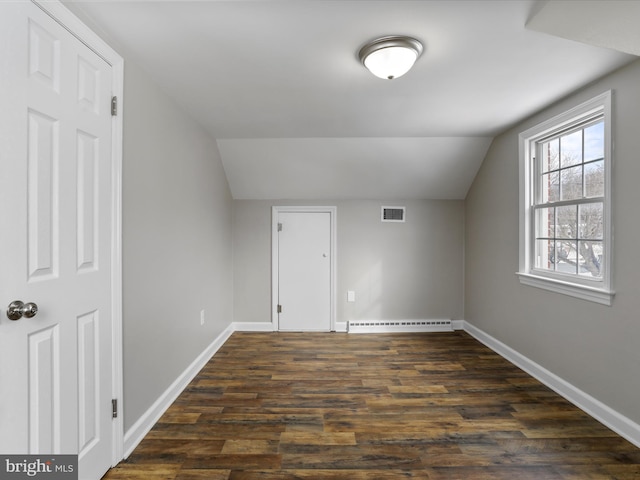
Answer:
518;91;613;305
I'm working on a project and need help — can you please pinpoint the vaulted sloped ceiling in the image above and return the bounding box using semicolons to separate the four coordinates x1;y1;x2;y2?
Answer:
64;0;636;200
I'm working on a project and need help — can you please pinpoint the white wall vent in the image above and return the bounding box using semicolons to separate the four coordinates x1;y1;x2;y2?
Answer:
348;319;452;333
382;206;406;222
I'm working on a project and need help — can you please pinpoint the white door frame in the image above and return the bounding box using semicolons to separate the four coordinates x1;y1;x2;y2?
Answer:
272;206;337;331
34;0;124;466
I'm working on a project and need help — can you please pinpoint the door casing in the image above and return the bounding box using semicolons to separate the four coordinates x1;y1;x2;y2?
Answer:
272;206;337;331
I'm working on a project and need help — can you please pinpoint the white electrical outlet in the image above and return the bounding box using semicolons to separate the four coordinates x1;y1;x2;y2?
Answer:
200;309;205;325
347;291;356;302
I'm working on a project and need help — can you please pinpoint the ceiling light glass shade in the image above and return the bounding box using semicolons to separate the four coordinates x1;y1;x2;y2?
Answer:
359;36;423;80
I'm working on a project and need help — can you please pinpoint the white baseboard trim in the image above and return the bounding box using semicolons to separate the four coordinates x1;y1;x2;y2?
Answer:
232;321;275;332
233;321;347;333
462;320;640;449
123;323;235;458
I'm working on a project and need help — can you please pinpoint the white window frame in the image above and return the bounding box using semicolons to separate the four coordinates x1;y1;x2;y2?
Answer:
517;91;614;305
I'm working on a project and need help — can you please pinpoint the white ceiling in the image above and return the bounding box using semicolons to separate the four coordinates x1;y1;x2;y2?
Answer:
63;0;636;200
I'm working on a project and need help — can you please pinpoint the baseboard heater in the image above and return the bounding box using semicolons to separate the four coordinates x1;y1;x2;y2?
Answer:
348;319;452;333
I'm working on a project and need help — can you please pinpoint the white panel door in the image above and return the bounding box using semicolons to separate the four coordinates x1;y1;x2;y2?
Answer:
277;211;332;331
0;3;114;478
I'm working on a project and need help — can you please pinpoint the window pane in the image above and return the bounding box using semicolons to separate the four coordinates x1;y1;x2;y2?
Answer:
578;240;603;278
579;203;603;240
560;165;583;201
556;205;577;239
542;138;559;173
556;240;578;275
536;239;555;271
541;171;560;203
584;121;604;162
536;207;555;239
560;130;582;168
585;160;604;197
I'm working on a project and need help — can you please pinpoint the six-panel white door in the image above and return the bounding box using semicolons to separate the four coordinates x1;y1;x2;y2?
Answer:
277;211;332;331
0;3;114;478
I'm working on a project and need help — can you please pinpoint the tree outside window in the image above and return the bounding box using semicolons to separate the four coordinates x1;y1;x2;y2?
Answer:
535;121;604;278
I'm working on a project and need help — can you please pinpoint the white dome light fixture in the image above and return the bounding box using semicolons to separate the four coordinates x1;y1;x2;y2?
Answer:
358;35;423;80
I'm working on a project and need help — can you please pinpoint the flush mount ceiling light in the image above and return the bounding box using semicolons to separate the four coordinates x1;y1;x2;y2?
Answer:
358;35;423;80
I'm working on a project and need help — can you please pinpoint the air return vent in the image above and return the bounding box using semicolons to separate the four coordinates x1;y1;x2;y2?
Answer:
382;206;405;222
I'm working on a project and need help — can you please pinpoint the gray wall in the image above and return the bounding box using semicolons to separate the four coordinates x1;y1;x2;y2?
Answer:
233;199;464;325
465;58;640;425
122;63;233;430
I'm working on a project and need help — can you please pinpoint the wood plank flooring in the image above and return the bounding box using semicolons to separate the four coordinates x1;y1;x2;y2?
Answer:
103;332;640;479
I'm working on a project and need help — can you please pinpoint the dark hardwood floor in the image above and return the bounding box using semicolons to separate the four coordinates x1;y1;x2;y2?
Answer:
103;331;640;479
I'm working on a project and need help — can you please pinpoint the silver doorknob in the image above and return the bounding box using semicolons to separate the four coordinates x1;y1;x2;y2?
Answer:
6;300;38;320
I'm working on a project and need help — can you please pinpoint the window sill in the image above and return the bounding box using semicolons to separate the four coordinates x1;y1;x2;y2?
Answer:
516;272;614;306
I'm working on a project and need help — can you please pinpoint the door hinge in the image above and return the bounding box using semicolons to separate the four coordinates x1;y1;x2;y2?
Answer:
112;398;118;418
277;304;282;314
277;223;283;232
111;96;118;116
